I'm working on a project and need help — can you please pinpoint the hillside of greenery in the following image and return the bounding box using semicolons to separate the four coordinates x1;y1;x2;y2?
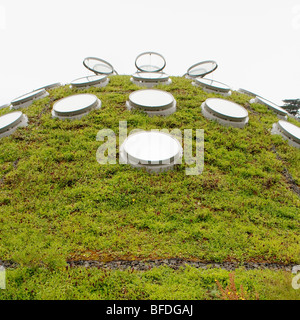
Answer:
0;75;299;300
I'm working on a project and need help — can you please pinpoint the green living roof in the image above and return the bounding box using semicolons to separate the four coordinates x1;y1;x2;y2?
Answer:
0;75;299;300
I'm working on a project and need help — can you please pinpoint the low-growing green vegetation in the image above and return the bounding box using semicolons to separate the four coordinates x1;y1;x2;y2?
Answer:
0;265;298;300
0;76;299;299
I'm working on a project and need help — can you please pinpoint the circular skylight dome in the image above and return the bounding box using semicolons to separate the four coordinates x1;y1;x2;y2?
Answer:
120;131;182;173
0;112;23;133
126;89;176;116
52;94;101;119
131;72;171;88
129;89;174;110
131;72;170;82
0;111;28;138
202;98;249;128
135;52;166;72
278;120;300;143
70;75;109;89
237;88;259;97
83;57;116;75
35;83;62;91
272;120;300;148
255;96;287;118
11;89;49;109
205;98;248;121
194;78;231;95
186;60;218;78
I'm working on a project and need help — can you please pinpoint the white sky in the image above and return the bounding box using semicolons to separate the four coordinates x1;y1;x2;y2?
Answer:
0;0;300;106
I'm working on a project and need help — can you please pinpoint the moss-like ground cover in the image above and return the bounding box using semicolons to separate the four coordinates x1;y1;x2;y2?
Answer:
1;266;299;300
0;76;299;299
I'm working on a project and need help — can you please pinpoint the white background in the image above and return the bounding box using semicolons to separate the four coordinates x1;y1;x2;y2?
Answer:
0;0;300;106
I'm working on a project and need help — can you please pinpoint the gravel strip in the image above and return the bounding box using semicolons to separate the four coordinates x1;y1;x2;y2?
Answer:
0;258;296;272
66;259;296;272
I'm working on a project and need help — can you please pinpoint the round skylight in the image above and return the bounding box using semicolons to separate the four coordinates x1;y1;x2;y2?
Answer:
202;98;249;128
128;89;175;111
255;97;287;117
0;112;23;133
135;52;166;73
194;78;231;94
204;98;248;121
131;72;170;82
278;120;300;144
121;131;182;165
70;75;108;89
52;94;101;119
35;83;62;91
237;88;259;97
11;89;49;109
83;57;116;75
0;111;28;138
186;60;218;78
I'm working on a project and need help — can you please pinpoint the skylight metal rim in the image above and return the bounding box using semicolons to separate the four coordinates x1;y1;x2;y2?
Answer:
83;57;115;75
0;111;24;134
131;71;170;82
121;131;182;165
70;75;108;87
135;51;166;73
255;96;287;116
277;120;300;144
195;78;231;93
53;94;100;117
204;98;248;122
11;89;48;106
187;60;218;78
128;89;175;111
